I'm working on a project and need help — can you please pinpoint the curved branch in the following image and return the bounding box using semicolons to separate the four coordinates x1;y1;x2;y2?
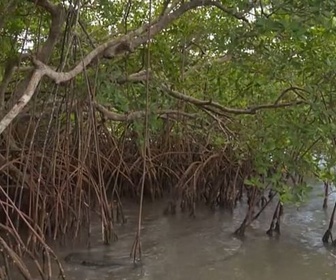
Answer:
274;86;309;104
211;1;251;23
28;1;65;63
95;83;305;123
114;69;152;84
160;85;308;115
34;0;234;67
0;0;260;135
94;102;196;122
4;1;65;112
159;0;172;17
0;70;43;134
28;0;59;15
0;0;16;33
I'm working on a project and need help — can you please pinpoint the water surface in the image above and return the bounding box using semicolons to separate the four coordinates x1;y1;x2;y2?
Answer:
45;183;336;279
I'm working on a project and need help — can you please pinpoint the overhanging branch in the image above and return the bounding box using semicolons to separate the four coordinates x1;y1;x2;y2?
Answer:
160;85;308;115
0;0;285;135
94;102;196;121
28;0;58;15
2;0;65;123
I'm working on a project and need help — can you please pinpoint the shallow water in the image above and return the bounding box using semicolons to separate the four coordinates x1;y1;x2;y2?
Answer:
34;183;336;279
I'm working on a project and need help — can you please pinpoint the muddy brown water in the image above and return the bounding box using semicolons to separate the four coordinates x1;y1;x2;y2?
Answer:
18;182;336;279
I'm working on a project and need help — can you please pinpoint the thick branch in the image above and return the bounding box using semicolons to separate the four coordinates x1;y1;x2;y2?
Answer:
28;0;58;15
27;0;64;63
8;1;236;84
16;0;244;83
0;0;16;33
159;0;172;17
0;70;43;134
5;2;65;108
0;59;17;111
130;0;235;51
95;80;305;123
0;0;263;134
211;1;250;23
1;1;65;132
114;69;152;84
0;54;31;110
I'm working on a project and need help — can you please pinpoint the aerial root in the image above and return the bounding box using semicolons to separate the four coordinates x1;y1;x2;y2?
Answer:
322;201;336;244
266;200;282;237
163;200;177;215
323;181;329;210
234;186;260;237
130;232;142;264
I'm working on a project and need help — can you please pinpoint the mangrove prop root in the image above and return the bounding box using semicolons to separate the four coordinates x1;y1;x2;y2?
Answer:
130;232;142;263
116;202;127;224
180;199;186;212
322;201;336;243
234;217;248;237
279;203;284;217
268;189;275;200
189;201;196;218
234;186;258;237
323;181;329;209
249;191;277;225
322;229;333;244
0;266;8;280
103;225;118;243
238;181;244;201
0;97;256;278
0;237;33;280
260;196;267;208
163;201;177;215
266;200;281;237
274;204;283;234
1;250;11;280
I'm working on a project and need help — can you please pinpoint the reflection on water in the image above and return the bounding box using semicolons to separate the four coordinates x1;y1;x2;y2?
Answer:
43;183;336;279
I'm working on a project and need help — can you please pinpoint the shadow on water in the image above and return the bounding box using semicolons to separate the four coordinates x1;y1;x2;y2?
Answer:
32;182;336;279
